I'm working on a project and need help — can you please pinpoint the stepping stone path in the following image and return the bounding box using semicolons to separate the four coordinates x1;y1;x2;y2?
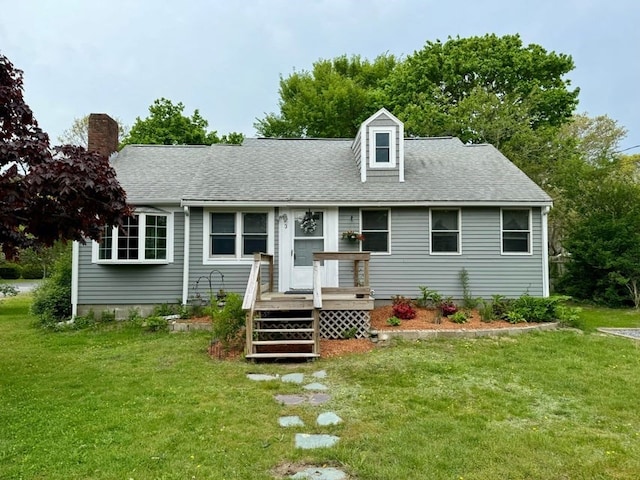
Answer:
247;370;349;479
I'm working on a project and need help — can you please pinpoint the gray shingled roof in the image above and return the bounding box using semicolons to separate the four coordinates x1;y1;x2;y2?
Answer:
111;137;551;206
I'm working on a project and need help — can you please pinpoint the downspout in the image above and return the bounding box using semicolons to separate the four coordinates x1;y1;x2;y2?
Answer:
71;241;79;317
541;206;550;297
182;206;191;305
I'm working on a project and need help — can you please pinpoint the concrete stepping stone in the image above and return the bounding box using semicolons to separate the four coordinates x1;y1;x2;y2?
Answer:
246;373;278;381
303;382;328;391
312;370;327;379
289;467;347;479
316;411;342;426
295;433;340;449
279;415;305;427
281;373;304;384
275;394;307;406
309;393;332;405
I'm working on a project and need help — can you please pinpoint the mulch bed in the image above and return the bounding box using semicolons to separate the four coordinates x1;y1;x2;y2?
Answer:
204;306;533;360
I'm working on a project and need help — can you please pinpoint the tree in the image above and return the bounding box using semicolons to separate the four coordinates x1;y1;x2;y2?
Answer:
58;115;129;148
255;54;397;138
0;53;130;259
559;168;640;307
121;98;243;146
558;113;628;166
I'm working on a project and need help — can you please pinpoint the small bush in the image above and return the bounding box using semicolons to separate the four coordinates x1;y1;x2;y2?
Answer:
478;299;494;322
20;264;44;279
153;303;180;316
0;263;20;279
439;297;458;317
386;316;401;326
143;316;169;332
100;310;116;323
556;304;583;329
510;294;560;323
0;283;18;297
505;310;527;324
210;292;245;352
341;327;358;339
416;286;442;308
392;295;417;319
31;247;72;327
450;310;469;324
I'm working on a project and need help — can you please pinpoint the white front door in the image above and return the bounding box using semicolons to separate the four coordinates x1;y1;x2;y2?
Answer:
278;208;339;291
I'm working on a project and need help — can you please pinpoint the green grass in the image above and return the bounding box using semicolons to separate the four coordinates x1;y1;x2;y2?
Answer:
577;304;640;332
2;296;640;479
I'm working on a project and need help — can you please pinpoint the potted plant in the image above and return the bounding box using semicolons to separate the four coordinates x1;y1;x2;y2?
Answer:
341;230;365;243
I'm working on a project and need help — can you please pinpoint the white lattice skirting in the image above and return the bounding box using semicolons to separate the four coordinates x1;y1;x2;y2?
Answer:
319;310;371;339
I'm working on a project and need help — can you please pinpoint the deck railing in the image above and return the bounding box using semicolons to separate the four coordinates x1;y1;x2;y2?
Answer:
312;251;371;300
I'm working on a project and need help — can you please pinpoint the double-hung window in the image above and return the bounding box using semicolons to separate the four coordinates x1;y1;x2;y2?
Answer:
96;212;171;263
361;209;390;253
207;211;270;260
369;128;396;168
501;209;531;254
431;209;461;254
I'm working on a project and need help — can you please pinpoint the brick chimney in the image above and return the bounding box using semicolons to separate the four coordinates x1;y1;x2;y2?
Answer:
87;113;119;158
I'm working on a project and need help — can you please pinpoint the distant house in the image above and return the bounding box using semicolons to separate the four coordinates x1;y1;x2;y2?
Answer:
73;109;551;336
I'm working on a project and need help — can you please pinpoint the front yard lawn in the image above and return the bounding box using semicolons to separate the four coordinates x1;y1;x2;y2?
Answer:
2;296;640;479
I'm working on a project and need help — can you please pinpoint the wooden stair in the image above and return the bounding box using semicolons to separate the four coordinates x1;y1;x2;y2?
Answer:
245;299;320;360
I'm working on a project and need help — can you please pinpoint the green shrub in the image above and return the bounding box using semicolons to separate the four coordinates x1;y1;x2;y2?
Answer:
416;286;442;308
556;304;584;329
491;294;512;319
0;283;18;297
143;316;169;332
210;292;245;352
505;310;527;324
386;316;401;326
450;310;469;324
0;263;20;279
478;299;495;322
31;246;72;327
20;264;44;279
459;268;480;309
100;310;116;323
510;294;560;322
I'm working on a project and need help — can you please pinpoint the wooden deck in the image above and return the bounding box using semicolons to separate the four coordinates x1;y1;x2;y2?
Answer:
243;252;374;360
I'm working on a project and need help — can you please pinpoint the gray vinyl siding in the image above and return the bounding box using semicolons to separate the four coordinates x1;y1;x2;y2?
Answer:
338;206;545;299
76;210;185;306
352;130;362;170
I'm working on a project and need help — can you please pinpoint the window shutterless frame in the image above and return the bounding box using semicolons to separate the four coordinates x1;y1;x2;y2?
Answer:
501;208;532;255
430;209;461;254
360;209;391;254
368;127;396;168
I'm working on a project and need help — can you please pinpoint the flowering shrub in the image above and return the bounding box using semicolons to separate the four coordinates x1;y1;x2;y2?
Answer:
341;230;365;242
391;295;417;319
439;298;458;317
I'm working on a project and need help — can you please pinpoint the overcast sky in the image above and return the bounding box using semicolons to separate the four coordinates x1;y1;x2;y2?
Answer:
1;0;638;151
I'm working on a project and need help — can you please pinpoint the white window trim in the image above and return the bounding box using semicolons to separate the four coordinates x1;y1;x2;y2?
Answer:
91;212;174;264
360;208;391;255
368;127;396;168
429;208;462;255
203;209;274;265
500;208;532;255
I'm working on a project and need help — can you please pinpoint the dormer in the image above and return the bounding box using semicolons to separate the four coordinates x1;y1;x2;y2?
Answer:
352;108;405;183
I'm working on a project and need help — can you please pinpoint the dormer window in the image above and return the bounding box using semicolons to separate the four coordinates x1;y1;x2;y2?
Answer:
369;127;396;168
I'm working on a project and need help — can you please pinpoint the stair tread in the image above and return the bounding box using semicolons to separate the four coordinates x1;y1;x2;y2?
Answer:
255;328;315;333
252;340;315;345
253;317;314;322
246;352;320;359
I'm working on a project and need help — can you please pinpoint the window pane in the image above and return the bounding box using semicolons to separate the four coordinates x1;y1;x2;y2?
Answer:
243;237;267;255
432;210;458;230
375;132;390;163
211;213;235;233
432;232;459;253
362;210;388;230
144;214;167;260
294;239;324;266
376;132;389;147
117;216;139;260
243;213;267;233
362;232;388;252
98;227;113;260
503;232;529;252
212;236;235;255
503;210;529;230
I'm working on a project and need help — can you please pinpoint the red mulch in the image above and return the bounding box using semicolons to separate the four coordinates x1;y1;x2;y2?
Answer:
204;306;531;360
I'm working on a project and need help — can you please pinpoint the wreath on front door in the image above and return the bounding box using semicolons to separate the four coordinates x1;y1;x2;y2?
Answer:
299;211;317;234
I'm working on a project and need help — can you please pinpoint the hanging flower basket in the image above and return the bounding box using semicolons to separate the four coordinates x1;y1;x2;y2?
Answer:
341;230;365;242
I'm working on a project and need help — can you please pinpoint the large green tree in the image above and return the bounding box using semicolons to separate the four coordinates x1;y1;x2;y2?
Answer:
121;98;243;146
255;54;397;138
